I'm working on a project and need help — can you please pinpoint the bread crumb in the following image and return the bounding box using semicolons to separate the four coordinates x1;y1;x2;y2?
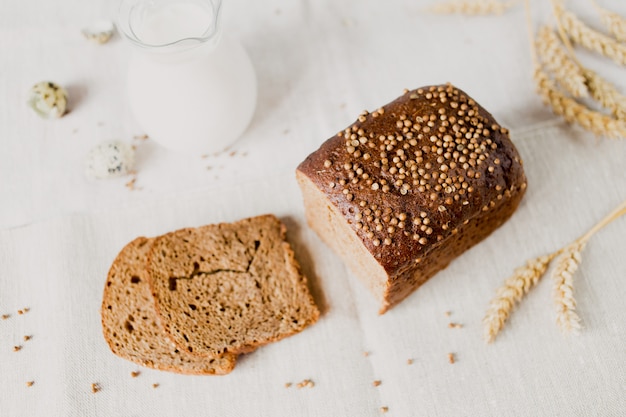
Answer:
13;345;22;352
1;314;9;320
284;382;292;388
152;383;159;389
91;383;101;393
125;177;137;190
131;371;140;378
372;380;381;387
448;322;463;329
448;353;455;364
296;379;314;388
444;311;451;317
24;307;30;313
229;150;237;157
23;335;32;342
407;358;413;365
201;154;209;159
380;406;389;413
26;381;34;387
363;351;370;357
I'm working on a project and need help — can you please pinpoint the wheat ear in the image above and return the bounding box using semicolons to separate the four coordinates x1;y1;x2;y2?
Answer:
555;4;626;66
592;1;626;42
583;69;626;120
551;239;585;333
430;0;518;15
533;67;626;138
535;26;588;98
483;253;557;343
552;197;626;333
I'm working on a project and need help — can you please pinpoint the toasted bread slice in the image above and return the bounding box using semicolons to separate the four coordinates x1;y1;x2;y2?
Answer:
101;237;236;375
148;214;320;356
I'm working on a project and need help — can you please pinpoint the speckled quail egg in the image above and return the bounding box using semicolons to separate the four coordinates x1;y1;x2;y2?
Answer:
85;140;135;179
82;20;115;44
28;81;68;119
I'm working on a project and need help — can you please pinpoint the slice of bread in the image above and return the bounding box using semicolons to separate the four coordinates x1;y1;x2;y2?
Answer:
101;237;237;375
148;214;320;356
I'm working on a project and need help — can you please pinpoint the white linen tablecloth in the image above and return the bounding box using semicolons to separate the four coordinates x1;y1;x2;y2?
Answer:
1;0;626;415
1;124;625;416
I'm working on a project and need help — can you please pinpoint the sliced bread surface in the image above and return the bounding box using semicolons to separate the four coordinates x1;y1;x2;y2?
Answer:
148;214;320;356
101;237;236;375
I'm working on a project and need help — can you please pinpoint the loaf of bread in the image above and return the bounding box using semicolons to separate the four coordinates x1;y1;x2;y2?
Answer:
101;237;237;375
148;214;320;356
296;84;527;313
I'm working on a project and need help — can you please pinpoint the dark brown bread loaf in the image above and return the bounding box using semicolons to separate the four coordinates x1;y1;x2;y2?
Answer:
101;237;237;375
148;214;320;356
296;84;527;313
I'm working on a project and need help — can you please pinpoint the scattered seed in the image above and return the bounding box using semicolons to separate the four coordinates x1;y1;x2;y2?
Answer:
448;322;463;329
1;314;9;320
152;383;159;389
363;351;370;357
407;358;413;365
125;178;137;190
13;345;22;352
444;311;451;317
17;310;23;315
133;134;149;140
380;406;389;413
448;353;456;364
131;371;140;378
373;380;381;387
23;335;32;342
296;379;315;388
26;381;34;387
284;382;292;388
91;383;101;393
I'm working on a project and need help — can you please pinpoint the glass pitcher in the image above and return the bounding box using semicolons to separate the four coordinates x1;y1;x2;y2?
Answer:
117;0;257;154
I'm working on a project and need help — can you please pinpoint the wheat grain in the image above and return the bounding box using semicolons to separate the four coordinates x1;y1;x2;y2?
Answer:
430;0;517;15
551;239;586;334
483;253;555;343
536;26;588;98
533;66;626;138
594;4;626;42
557;6;626;66
583;69;626;120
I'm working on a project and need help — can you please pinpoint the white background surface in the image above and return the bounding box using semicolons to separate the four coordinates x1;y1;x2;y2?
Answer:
1;0;625;416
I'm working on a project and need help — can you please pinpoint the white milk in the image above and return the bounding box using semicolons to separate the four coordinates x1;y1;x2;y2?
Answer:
124;1;257;154
136;2;211;46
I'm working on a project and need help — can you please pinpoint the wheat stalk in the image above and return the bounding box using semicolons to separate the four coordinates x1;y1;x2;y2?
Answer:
533;66;626;138
583;69;626;120
592;1;626;42
555;3;626;66
430;0;518;15
483;253;557;343
536;25;588;98
551;239;586;333
484;198;626;343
